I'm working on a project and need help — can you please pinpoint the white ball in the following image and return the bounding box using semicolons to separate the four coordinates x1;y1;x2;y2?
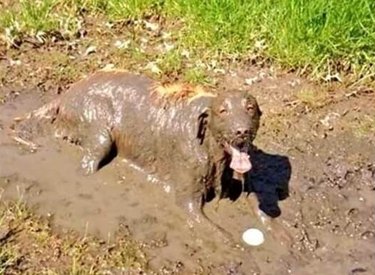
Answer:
242;228;264;246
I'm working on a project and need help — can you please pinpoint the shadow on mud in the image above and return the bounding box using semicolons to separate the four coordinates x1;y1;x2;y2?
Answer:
221;146;291;218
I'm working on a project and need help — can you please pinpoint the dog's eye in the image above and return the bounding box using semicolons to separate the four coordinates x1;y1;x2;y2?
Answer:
219;107;227;114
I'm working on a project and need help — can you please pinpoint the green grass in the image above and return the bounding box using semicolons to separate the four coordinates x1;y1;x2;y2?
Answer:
1;0;374;83
184;67;210;84
168;0;375;79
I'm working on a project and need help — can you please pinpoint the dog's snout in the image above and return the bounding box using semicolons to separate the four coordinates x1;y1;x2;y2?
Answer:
235;128;249;136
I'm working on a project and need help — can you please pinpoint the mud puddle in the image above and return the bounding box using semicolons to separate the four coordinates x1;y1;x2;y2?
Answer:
0;91;308;274
1;76;375;274
0;69;375;274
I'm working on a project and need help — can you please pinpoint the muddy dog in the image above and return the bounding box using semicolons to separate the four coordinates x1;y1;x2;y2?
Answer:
13;69;262;227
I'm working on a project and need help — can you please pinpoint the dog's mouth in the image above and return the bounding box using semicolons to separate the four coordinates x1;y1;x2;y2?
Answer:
233;139;249;153
223;140;252;174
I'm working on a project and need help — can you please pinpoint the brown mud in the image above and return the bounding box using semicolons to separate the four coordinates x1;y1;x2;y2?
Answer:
1;69;374;274
1;20;375;275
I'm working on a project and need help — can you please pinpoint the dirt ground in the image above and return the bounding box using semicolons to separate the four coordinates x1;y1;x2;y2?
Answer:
1;17;375;275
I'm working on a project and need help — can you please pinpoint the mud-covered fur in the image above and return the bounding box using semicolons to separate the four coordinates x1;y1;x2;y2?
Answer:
13;70;262;225
200;92;262;203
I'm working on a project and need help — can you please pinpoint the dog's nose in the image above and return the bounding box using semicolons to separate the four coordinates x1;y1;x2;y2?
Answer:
235;128;249;136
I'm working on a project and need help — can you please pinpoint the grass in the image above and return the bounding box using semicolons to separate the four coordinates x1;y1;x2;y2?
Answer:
1;0;374;84
0;200;150;274
170;0;375;81
1;0;375;80
184;67;209;84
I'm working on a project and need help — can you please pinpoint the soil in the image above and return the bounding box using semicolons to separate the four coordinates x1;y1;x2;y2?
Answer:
1;17;375;275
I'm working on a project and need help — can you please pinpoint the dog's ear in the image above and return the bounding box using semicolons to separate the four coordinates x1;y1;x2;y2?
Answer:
196;108;210;145
244;92;262;117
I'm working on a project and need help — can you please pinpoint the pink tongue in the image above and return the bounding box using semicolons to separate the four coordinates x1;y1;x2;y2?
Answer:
229;146;252;174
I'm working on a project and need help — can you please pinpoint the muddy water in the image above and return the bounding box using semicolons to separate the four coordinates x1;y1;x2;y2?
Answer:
1;91;375;275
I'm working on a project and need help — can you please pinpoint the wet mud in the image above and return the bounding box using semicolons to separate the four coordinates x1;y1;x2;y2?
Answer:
1;69;375;274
